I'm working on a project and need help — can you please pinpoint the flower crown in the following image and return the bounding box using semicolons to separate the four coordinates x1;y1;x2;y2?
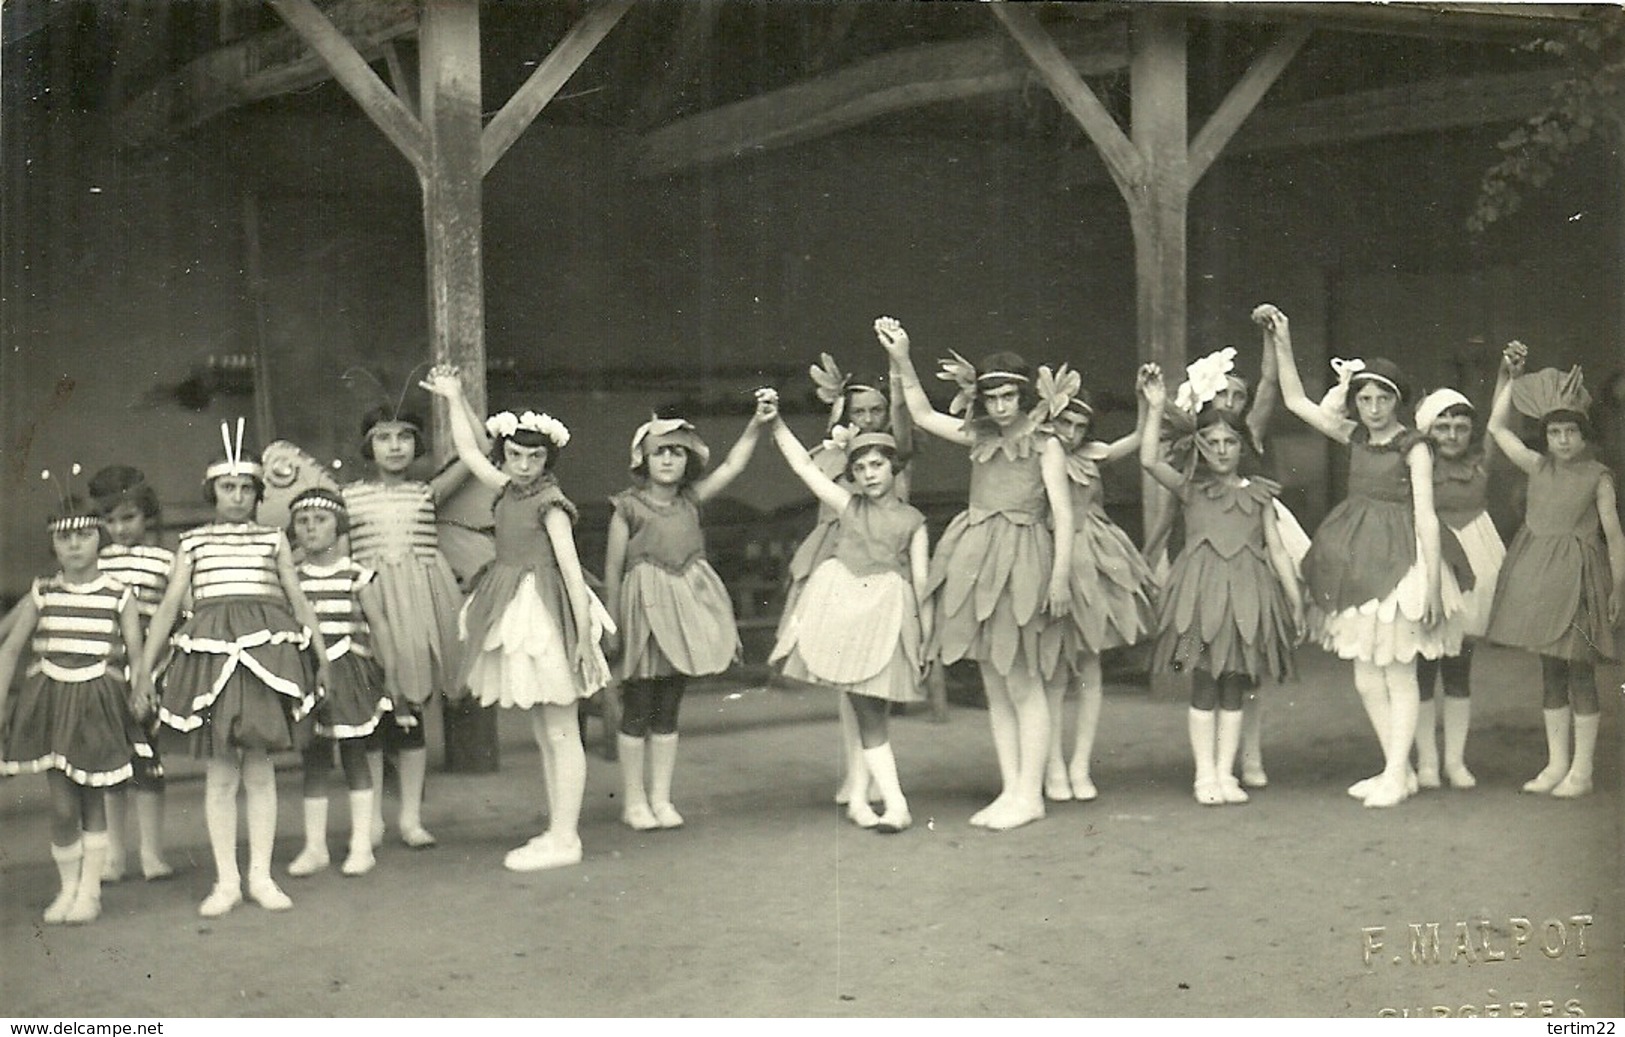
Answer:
486;410;570;450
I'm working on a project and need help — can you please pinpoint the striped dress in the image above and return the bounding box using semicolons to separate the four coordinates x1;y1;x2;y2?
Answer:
98;543;174;783
298;559;392;738
1;575;154;786
158;523;316;756
342;480;462;706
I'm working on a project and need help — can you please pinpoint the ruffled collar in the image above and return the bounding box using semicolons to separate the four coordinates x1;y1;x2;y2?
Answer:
1063;440;1111;486
1191;474;1279;515
967;413;1043;463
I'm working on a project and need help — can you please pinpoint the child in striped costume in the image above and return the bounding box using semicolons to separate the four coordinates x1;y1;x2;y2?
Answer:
343;403;469;849
287;489;394;878
143;422;331;917
0;487;156;925
89;465;175;881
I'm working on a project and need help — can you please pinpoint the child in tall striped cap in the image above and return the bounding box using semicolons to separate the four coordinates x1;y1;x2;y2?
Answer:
286;487;395;878
0;473;157;925
88;464;175;882
142;419;332;917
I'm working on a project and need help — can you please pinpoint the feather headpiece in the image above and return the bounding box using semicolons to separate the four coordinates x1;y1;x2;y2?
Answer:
204;418;264;482
344;362;432;437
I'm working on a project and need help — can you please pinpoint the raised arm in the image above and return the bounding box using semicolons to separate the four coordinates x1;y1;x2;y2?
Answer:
692;394;778;503
1408;441;1444;626
1255;304;1352;443
1479;345;1517;467
875;316;973;446
1099;387;1148;464
141;550;193;674
888;370;916;461
1248;327;1280;453
420;367;509;490
1041;436;1073;617
771;418;853;515
1137;365;1187;494
1487;343;1540;475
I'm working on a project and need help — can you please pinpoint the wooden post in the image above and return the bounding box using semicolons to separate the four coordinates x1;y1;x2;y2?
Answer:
419;0;499;773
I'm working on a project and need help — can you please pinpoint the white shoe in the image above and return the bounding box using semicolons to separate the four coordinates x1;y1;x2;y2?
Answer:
503;836;582;872
340;847;376;876
199;883;242;918
651;802;685;829
247;878;293;911
621;802;659;831
287;846;330;877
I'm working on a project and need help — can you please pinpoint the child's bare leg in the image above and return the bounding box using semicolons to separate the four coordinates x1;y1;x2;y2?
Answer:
1439;645;1476;788
365;747;386;845
926;661;949;723
289;742;332;876
981;667;1049;831
65;788;108;924
850;694;910;832
243;751;292;908
833;693;872;804
200;758;244;917
396;745;434;847
339;741;375;875
1553;662;1599;798
1068;654;1103;800
1361;663;1419;808
134;786;171;879
1526;656;1575;793
1414;657;1441;787
1348;661;1392;798
969;668;1020;827
1042;676;1073;801
1215;676;1250;804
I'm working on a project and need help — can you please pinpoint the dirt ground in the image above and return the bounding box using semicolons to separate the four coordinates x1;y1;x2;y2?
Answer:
1;645;1619;1018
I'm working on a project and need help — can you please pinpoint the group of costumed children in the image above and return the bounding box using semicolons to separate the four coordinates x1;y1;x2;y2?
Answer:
2;306;1618;926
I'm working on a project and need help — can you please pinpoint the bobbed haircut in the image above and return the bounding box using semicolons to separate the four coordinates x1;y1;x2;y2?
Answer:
845;442;904;478
974;351;1039;414
203;474;267;507
490;427;562;473
360;406;428;461
87;465;162;522
631;444;704;488
1541;408;1592;443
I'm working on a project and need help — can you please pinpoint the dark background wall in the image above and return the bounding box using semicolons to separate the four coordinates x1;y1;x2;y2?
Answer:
2;81;1619;593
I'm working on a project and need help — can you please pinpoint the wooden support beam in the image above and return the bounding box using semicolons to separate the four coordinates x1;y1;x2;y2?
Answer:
481;0;635;177
1059;67;1570;187
1187;25;1309;187
639;25;1127;178
990;4;1143;202
118;0;416;148
267;0;426;171
418;0;497;773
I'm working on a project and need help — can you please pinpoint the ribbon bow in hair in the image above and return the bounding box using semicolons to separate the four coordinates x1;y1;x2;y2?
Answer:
1318;357;1366;416
809;353;850;430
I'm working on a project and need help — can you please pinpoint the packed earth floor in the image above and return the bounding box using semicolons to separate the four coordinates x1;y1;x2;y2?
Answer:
2;646;1619;1018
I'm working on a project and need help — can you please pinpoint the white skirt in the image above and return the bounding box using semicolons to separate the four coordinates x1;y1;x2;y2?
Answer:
771;559;923;702
1450;511;1507;639
1316;539;1468;666
461;573;612;708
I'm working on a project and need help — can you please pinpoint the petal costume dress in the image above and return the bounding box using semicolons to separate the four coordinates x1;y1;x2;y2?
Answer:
296;558;393;738
1485;457;1616;661
1150;478;1297;681
776;444;848;636
1301;428;1468;665
342;480;463;705
925;423;1057;680
457;476;612;707
1;575;155;786
1043;442;1157;671
772;495;926;702
1432;452;1505;639
98;543;174;784
611;487;742;680
157;523;317;756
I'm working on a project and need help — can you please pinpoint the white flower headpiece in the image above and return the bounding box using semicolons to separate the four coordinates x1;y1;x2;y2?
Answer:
1174;347;1237;415
486;410;570;450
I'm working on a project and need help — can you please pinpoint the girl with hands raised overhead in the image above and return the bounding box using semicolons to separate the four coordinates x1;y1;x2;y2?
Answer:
875;315;1071;831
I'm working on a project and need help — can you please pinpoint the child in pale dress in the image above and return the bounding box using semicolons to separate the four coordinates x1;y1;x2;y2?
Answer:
1266;305;1471;808
1484;342;1624;797
770;412;930;832
877;317;1073;831
1410;370;1512;790
604;398;774;830
423;366;612;870
0;486;157;924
